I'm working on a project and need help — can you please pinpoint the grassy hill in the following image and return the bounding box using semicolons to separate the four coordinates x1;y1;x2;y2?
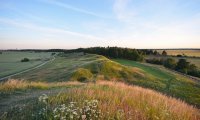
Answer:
0;80;199;120
12;53;200;108
1;52;200;119
14;53;146;82
113;59;200;108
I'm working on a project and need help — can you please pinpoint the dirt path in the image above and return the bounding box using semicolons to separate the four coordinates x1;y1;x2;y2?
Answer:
0;56;55;81
0;87;68;114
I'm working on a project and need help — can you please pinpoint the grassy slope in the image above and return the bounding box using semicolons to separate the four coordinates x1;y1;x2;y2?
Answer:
14;53;145;82
12;53;200;107
113;59;200;108
0;52;52;78
1;80;199;120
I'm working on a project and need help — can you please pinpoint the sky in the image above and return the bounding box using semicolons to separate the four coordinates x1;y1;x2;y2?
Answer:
0;0;200;49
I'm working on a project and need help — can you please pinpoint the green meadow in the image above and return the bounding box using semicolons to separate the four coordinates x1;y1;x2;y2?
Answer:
0;52;52;78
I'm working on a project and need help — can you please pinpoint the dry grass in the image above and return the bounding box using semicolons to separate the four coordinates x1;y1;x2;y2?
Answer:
157;50;200;57
1;80;200;119
48;81;200;120
0;79;83;93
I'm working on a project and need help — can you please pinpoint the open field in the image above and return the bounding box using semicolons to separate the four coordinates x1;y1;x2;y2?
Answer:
157;50;200;57
0;52;53;78
0;80;199;120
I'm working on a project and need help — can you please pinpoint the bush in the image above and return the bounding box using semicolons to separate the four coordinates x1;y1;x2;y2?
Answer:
51;53;56;56
146;58;164;65
71;68;93;82
163;58;176;69
21;58;30;62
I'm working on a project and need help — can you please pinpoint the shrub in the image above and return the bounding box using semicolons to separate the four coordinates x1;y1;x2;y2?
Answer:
146;58;164;65
163;58;176;69
21;58;30;62
51;53;56;56
71;68;93;82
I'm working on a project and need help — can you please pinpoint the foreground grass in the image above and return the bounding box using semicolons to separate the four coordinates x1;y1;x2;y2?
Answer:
1;81;199;120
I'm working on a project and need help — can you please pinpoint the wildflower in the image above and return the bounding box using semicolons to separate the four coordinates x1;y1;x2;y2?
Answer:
82;115;86;119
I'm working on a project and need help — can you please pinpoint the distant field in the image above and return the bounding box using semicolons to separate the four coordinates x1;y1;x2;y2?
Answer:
157;50;200;57
0;51;52;78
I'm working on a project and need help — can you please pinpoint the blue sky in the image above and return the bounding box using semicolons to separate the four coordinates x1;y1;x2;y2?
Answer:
0;0;200;49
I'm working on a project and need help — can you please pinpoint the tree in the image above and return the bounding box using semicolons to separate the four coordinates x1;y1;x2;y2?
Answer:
21;58;30;62
187;64;200;77
162;50;167;56
153;50;159;55
0;52;2;54
51;53;56;56
175;59;190;73
164;58;176;69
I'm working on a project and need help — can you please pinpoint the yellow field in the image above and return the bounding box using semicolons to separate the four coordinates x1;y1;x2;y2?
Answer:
157;50;200;57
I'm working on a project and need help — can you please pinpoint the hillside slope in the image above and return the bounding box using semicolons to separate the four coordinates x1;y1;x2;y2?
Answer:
13;53;200;108
0;80;199;120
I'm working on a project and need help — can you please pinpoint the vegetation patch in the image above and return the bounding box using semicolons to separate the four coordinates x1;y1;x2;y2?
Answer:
0;79;83;95
71;68;93;82
21;58;30;62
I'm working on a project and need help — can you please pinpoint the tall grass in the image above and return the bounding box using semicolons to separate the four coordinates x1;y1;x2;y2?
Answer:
0;79;83;94
4;81;199;120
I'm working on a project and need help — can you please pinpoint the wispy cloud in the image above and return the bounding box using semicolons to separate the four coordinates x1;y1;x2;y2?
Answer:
41;0;106;18
0;18;105;41
113;0;137;22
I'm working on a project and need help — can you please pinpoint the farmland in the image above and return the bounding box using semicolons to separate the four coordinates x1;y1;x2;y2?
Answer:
0;52;200;119
0;51;53;78
157;49;200;57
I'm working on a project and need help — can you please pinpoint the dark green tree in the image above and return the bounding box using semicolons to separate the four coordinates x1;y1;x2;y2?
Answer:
164;58;176;69
175;59;190;73
162;50;167;56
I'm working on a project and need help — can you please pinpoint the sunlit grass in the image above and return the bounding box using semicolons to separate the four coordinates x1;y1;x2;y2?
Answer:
0;79;83;94
3;81;199;120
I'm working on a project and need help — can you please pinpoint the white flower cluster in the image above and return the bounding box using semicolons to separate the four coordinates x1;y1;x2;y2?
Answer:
53;100;101;120
38;94;48;104
37;94;102;120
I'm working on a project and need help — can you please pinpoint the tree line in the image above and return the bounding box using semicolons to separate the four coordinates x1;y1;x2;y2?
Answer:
64;47;149;61
146;58;200;78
